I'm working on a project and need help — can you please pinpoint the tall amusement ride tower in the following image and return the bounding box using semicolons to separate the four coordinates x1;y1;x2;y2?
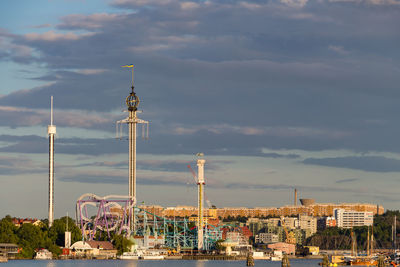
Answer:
117;65;148;232
48;96;56;227
197;156;205;250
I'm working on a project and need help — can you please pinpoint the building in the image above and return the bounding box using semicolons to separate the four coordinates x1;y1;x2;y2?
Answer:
70;241;117;258
0;243;18;259
334;209;373;228
155;203;383;219
317;216;336;230
225;232;250;248
11;218;42;227
305;246;319;255
299;215;317;235
257;233;279;244
267;242;296;255
134;235;165;248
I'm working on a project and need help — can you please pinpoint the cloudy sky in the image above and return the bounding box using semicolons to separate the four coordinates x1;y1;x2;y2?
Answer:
1;0;400;219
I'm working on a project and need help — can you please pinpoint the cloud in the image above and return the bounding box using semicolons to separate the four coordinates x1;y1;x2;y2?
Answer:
329;0;400;5
336;178;359;183
30;24;52;29
303;156;400;172
280;0;309;8
58;13;120;30
0;155;46;175
59;172;190;186
328;45;350;55
112;0;174;7
0;105;115;129
74;69;108;75
24;31;95;42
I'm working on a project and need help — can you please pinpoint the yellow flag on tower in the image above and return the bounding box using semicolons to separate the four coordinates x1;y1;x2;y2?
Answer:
122;64;134;68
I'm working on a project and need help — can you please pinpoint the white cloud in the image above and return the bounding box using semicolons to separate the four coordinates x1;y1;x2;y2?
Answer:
75;69;108;75
112;0;174;6
239;2;263;10
328;45;350;55
329;0;400;4
0;105;114;128
180;2;200;10
24;31;95;42
280;0;309;8
59;13;120;29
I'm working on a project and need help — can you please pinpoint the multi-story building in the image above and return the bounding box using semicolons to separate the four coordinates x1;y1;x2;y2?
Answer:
299;215;317;235
334;209;373;228
137;203;383;221
226;232;250;247
258;233;279;244
317;216;336;230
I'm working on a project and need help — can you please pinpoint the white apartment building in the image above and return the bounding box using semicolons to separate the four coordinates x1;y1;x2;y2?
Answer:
334;209;373;228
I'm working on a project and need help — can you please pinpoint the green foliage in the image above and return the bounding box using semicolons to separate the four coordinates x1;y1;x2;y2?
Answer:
0;215;82;259
222;215;247;223
48;216;82;247
112;234;133;255
214;239;224;251
305;211;400;250
17;223;50;258
0;216;18;243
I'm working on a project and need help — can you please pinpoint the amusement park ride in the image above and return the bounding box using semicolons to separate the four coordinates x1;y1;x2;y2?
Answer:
75;66;223;250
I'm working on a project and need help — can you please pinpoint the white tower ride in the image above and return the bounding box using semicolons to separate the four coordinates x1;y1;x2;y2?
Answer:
197;156;206;251
116;65;148;233
47;96;56;227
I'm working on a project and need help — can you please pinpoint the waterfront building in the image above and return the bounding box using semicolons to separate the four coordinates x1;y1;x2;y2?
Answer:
334;209;373;228
267;242;296;255
70;241;116;258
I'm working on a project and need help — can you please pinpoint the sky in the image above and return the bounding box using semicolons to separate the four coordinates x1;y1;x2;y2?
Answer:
1;0;400;219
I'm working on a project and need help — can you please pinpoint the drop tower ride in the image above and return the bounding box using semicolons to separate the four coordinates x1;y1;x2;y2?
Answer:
117;65;148;233
48;96;56;227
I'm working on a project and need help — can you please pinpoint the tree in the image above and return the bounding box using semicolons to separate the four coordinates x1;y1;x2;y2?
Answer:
112;234;133;255
17;223;49;258
0;216;18;243
48;217;82;247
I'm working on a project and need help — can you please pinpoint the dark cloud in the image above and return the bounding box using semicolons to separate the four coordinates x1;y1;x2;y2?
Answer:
0;2;399;164
59;173;189;187
262;153;300;159
303;156;400;172
0;155;45;175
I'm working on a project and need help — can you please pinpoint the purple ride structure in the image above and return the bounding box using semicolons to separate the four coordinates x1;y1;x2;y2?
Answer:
76;193;135;240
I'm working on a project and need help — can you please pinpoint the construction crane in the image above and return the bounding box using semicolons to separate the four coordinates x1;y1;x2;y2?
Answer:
280;216;296;244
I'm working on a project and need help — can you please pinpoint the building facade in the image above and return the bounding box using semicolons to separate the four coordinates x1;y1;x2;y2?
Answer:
334;209;373;228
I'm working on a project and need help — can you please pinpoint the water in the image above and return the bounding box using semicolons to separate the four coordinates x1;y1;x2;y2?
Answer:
4;259;320;267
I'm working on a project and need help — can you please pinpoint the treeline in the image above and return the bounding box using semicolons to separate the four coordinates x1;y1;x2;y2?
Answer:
305;210;400;250
0;215;81;258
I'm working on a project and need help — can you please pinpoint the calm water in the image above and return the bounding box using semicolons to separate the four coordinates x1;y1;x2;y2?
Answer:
3;259;320;267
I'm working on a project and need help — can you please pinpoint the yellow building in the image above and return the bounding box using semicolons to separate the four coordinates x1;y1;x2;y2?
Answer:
305;246;319;255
